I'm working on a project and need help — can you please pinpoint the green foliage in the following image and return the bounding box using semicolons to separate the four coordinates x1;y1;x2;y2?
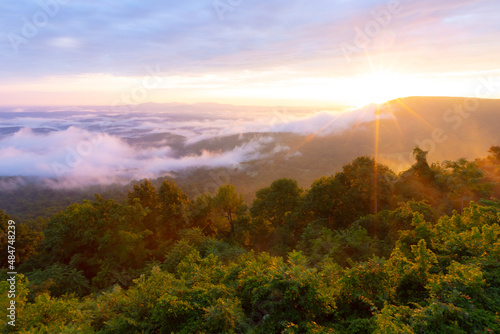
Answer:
0;209;44;268
0;274;29;332
298;222;377;267
127;179;158;211
96;267;176;333
433;203;500;261
235;251;336;333
186;185;250;245
188;192;219;236
213;183;247;237
478;146;500;198
251;178;303;228
412;146;434;180
250;178;303;253
42;195;150;284
158;179;190;239
127;179;159;247
301;176;343;226
18;293;94;333
4;148;500;333
27;263;90;298
0;181;129;222
163;239;198;273
335;258;390;320
201;297;248;333
374;304;413;334
436;158;493;210
302;157;396;232
163;227;247;273
356;200;438;257
126;179;192;248
335;156;396;224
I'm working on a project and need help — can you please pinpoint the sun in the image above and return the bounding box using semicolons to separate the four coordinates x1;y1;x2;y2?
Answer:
355;70;405;105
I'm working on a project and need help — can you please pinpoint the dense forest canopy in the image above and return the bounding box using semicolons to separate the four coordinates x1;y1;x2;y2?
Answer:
1;146;499;333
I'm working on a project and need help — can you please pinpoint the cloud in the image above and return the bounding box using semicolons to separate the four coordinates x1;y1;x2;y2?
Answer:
1;0;499;82
268;104;388;135
174;103;390;142
0;121;292;187
0;103;389;187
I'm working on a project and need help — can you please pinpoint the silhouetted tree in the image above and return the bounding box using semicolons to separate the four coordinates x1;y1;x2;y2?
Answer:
396;147;449;212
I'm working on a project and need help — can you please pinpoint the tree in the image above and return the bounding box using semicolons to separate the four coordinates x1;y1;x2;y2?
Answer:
212;184;246;237
356;200;438;257
158;180;190;240
43;195;150;280
298;222;377;267
188;193;218;236
301;176;343;225
0;210;43;268
412;146;434;180
437;158;493;210
251;178;303;228
477;145;500;199
127;179;160;247
127;179;158;210
334;156;396;227
396;147;449;212
250;179;303;252
487;145;500;161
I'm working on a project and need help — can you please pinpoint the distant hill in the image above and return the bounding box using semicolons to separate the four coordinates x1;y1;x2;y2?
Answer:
376;96;500;167
173;96;500;199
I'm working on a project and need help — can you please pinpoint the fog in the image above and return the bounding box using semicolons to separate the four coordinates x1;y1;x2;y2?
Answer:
0;103;384;187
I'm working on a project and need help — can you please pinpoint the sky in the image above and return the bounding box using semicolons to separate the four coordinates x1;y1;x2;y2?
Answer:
1;0;500;107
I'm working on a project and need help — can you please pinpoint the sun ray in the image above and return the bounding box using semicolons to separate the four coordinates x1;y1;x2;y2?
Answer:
373;104;381;214
381;102;405;139
395;98;435;129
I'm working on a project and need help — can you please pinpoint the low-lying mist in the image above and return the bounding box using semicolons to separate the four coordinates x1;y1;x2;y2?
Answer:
1;97;499;191
0;103;383;188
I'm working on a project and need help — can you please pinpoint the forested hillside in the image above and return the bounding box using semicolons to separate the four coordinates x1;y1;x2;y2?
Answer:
1;146;499;333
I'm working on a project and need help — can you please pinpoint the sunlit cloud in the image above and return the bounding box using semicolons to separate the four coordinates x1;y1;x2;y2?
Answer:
0;0;499;106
